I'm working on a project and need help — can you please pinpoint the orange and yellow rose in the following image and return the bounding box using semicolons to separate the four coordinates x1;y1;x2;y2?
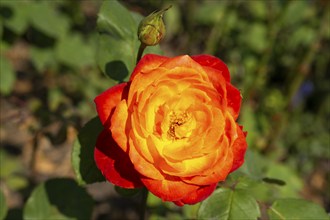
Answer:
94;54;247;206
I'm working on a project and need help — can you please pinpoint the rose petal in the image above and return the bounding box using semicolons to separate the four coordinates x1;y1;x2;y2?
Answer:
163;152;218;177
94;130;143;188
94;83;129;127
111;100;129;152
224;113;238;146
130;54;168;81
173;183;217;206
141;175;199;202
160;55;206;79
226;82;242;120
128;68;165;106
192;54;230;82
230;125;248;172
182;137;233;185
201;65;227;102
129;132;164;180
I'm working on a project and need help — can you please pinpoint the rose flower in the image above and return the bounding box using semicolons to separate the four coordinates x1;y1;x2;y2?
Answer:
94;54;247;206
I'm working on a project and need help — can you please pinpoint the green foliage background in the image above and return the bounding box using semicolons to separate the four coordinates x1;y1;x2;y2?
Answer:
0;0;329;219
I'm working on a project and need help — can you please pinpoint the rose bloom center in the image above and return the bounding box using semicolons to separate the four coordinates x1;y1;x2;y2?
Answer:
167;111;195;140
153;96;199;143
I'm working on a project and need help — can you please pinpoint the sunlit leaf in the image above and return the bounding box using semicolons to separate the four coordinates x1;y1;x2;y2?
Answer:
242;23;268;53
29;1;69;38
183;203;200;219
0;1;31;34
238;149;267;179
281;1;308;26
194;1;225;24
198;188;261;219
30;47;56;72
23;178;94;220
226;171;276;203
6;175;28;191
0;149;23;179
55;33;95;68
247;1;267;20
268;198;329;220
48;88;66;111
1;1;68;37
266;163;303;198
147;191;163;207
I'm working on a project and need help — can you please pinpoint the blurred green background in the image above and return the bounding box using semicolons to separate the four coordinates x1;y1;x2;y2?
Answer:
0;0;329;219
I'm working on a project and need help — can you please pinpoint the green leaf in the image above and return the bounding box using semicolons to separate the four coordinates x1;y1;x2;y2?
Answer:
96;0;137;82
0;55;16;95
6;175;28;190
266;163;303;198
247;1;267;20
0;190;8;220
239;105;258;148
96;0;162;82
268;198;329;220
198;188;261;220
225;172;276;203
238;149;267;179
55;33;95;68
0;149;23;179
1;1;69;37
281;1;308;26
0;1;31;34
29;1;69;38
48;88;66;111
23;178;94;220
147;192;163;207
30;47;56;72
183;203;200;219
242;23;268;53
194;1;225;25
288;26;317;49
71;117;105;185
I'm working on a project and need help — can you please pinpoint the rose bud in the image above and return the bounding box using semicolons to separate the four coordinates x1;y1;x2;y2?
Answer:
138;5;171;46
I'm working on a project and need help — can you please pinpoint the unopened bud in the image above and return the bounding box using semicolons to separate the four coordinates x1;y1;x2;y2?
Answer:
138;5;171;46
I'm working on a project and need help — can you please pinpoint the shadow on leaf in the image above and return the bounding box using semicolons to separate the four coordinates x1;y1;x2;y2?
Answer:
44;178;94;220
105;60;129;82
72;117;105;185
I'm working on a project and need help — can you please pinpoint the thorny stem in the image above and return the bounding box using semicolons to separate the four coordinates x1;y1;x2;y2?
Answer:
137;43;147;64
139;187;149;220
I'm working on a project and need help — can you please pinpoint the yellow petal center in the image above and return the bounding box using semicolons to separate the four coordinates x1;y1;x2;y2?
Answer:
167;111;194;140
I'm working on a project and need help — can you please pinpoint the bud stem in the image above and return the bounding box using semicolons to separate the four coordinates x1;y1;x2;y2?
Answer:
136;43;147;64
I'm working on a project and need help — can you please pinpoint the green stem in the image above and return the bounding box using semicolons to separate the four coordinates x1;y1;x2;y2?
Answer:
137;43;147;64
139;188;149;220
